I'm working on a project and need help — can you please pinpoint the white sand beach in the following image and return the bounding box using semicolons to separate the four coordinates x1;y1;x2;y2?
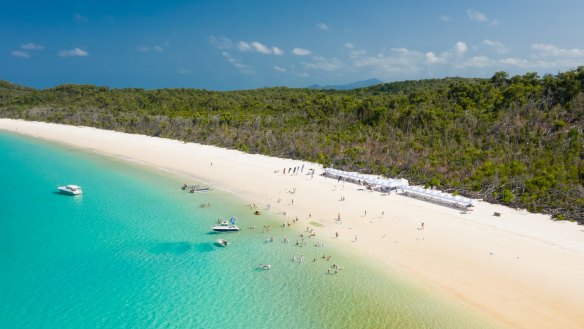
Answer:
2;118;583;329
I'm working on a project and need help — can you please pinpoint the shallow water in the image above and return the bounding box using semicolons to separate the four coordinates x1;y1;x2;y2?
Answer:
0;131;494;329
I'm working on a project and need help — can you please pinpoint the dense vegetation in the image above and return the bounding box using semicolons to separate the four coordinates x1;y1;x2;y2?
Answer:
1;69;583;222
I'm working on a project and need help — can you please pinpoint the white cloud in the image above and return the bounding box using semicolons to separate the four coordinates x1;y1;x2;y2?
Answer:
302;56;343;72
483;40;507;54
316;23;330;31
21;43;43;50
273;66;287;73
292;40;584;78
272;47;284;55
352;47;427;76
425;51;444;64
11;50;30;58
467;9;499;26
178;68;190;75
222;51;252;73
439;16;451;22
58;48;89;57
345;42;354;49
237;41;283;55
222;51;240;66
460;56;491;68
292;47;311;56
489;20;500;27
238;41;252;51
467;9;488;22
208;36;233;49
349;49;367;59
136;45;164;53
532;43;584;58
348;41;484;77
455;41;468;55
251;41;271;54
499;57;530;68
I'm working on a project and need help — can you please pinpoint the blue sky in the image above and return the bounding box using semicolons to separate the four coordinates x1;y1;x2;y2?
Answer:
2;0;584;90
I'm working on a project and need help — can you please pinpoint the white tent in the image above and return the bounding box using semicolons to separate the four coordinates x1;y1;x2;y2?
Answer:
324;168;409;190
400;186;474;208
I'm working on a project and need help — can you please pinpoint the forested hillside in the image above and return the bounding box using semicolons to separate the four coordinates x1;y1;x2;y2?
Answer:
1;69;583;222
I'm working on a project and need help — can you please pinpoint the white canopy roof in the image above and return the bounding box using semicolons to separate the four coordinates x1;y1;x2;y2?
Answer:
324;168;409;189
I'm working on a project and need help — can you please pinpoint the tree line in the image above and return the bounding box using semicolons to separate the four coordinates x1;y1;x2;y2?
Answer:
1;69;583;222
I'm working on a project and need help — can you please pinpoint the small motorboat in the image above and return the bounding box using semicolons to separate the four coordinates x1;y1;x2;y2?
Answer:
216;239;229;247
212;216;240;232
212;221;240;232
57;185;82;195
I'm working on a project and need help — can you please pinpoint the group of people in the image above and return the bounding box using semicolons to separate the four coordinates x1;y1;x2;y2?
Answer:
301;228;316;238
295;239;308;247
292;255;305;263
282;164;305;175
258;264;271;270
327;263;342;274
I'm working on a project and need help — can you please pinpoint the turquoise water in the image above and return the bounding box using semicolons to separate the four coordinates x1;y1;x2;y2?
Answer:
0;131;494;329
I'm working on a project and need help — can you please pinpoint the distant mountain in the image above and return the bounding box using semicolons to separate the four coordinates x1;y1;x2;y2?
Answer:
307;78;383;90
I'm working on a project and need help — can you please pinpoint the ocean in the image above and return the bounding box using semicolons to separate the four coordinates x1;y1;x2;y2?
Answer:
0;131;494;329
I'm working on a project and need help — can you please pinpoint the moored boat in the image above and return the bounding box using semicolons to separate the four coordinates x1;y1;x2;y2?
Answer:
212;216;240;232
212;221;240;232
57;184;82;195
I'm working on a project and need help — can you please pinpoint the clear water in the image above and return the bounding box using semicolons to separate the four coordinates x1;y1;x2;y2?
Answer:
0;131;494;329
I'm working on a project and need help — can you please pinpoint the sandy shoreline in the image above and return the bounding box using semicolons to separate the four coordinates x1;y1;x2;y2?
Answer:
2;119;583;328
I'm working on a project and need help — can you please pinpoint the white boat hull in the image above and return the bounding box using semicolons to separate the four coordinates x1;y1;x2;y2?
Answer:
212;225;240;232
57;185;82;195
